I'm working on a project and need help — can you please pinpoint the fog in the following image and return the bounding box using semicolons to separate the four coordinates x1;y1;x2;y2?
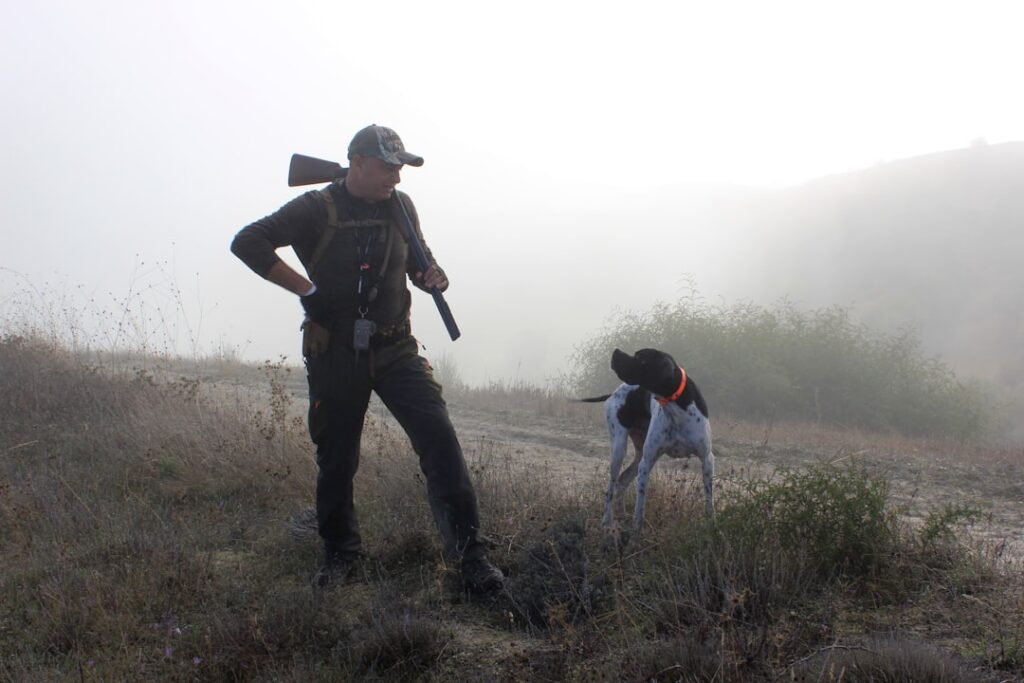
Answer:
718;143;1024;396
3;1;1024;390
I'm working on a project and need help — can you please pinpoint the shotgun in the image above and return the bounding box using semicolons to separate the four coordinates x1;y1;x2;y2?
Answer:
287;153;461;341
287;153;347;186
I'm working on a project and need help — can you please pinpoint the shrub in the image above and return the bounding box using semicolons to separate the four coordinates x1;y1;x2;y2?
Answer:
642;464;897;598
717;464;897;580
506;517;599;629
567;297;988;438
919;502;983;547
350;602;453;679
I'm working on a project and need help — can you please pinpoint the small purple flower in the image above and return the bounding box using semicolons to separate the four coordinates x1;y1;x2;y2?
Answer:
163;646;173;658
192;657;203;666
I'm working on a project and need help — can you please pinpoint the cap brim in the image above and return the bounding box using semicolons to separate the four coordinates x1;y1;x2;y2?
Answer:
392;151;424;167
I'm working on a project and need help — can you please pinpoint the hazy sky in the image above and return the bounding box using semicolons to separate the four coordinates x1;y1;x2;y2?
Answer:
2;0;1023;384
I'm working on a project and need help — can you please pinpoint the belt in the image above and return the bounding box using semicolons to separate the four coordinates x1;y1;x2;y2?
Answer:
327;318;411;348
372;320;412;347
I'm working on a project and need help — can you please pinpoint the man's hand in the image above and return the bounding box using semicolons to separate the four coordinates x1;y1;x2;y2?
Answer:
414;265;449;292
301;320;331;358
300;288;328;322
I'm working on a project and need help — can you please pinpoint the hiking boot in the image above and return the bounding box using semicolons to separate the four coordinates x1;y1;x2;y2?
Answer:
313;553;356;589
461;556;505;595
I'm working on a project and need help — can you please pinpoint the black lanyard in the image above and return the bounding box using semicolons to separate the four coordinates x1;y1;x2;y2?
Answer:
355;227;374;300
352;220;396;317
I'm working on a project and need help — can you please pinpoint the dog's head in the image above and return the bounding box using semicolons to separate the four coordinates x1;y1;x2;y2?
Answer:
611;348;681;396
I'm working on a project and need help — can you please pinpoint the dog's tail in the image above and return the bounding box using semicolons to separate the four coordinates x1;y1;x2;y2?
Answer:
572;394;612;403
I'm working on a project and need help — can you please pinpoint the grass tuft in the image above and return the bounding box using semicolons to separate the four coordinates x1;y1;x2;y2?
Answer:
790;637;987;682
506;516;599;630
350;598;453;679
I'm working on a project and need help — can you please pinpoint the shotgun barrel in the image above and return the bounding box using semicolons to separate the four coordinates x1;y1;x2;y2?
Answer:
390;194;461;341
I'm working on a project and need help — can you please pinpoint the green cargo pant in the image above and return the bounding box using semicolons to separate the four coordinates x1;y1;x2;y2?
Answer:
305;335;484;563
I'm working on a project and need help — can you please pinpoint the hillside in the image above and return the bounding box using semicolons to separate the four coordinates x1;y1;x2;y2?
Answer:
725;142;1024;395
470;141;1024;420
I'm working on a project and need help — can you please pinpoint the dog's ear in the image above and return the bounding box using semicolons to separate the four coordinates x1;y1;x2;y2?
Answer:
610;349;637;383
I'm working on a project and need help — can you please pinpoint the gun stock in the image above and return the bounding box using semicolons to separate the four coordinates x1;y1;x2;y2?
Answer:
288;154;346;186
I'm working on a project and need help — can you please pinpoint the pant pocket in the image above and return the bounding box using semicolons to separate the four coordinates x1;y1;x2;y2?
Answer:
306;346;349;402
308;395;330;444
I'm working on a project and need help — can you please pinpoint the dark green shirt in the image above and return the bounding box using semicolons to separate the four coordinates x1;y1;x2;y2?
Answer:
231;182;441;330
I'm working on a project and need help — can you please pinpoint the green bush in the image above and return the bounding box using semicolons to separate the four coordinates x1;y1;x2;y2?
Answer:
717;464;897;580
568;297;988;438
633;465;896;635
919;501;983;547
618;465;1004;678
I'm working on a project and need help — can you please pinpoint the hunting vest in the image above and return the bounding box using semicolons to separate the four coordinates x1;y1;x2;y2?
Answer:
305;183;413;331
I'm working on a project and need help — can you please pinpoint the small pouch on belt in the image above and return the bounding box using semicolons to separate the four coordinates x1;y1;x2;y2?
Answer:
352;318;377;351
301;319;331;358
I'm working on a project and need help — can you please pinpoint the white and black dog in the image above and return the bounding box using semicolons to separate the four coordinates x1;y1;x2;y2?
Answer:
580;348;714;529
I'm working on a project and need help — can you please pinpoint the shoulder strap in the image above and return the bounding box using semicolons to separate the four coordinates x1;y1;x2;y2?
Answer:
366;221;397;304
306;186;340;280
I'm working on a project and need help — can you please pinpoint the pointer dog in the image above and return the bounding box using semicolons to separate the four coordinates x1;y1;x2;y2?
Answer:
581;348;714;529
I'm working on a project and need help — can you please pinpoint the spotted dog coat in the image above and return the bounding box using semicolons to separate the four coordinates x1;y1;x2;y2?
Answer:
582;348;714;530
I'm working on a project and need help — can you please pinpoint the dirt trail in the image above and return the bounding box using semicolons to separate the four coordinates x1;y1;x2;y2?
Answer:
282;377;1024;561
441;394;1024;560
445;400;608;482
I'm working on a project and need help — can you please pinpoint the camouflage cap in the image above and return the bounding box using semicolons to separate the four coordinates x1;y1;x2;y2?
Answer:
347;125;424;167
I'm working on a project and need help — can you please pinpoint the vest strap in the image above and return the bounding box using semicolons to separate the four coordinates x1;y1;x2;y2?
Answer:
306;187;340;280
306;187;397;308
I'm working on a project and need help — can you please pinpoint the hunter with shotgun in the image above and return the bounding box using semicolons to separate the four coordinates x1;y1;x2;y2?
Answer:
230;125;504;594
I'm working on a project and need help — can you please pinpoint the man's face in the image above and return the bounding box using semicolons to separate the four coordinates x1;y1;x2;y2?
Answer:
348;155;402;202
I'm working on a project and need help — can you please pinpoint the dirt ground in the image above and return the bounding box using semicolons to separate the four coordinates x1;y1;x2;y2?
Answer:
282;373;1024;563
439;392;1024;562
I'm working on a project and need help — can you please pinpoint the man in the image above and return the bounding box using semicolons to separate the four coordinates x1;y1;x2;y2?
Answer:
230;124;504;594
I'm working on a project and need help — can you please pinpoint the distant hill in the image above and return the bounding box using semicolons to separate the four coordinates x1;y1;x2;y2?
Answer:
411;141;1024;437
717;142;1024;429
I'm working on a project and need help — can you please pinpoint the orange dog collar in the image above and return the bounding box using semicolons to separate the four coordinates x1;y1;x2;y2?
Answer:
655;368;687;406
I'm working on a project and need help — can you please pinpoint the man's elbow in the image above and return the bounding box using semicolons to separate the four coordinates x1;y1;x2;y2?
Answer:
229;233;277;279
229;232;246;259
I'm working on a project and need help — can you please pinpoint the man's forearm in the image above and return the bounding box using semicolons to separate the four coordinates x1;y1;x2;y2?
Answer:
266;261;314;296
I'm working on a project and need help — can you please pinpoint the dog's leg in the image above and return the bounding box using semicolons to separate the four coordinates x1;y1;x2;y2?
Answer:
679;411;715;517
602;422;630;528
613;431;644;515
633;417;667;531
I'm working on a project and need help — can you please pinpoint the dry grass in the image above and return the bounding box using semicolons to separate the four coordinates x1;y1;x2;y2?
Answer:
2;334;1023;682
